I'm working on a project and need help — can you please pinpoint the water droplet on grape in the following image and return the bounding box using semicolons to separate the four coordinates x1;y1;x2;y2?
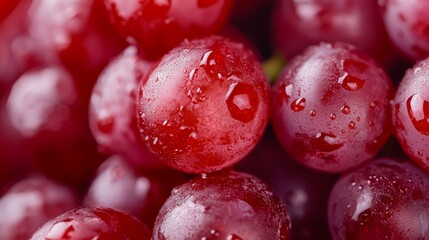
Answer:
313;132;344;152
406;93;429;135
226;234;243;240
310;109;316;117
291;97;306;112
357;117;361;121
330;113;337;120
225;82;258;123
338;72;365;91
348;121;356;129
370;101;377;108
341;105;351;114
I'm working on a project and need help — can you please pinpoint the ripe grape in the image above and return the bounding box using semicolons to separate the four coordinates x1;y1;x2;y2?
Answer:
84;155;186;226
6;66;103;188
137;36;269;174
89;46;160;169
328;158;429;239
380;0;429;61
237;128;338;240
0;177;78;240
103;0;233;59
153;171;291;240
391;57;429;172
31;207;152;240
272;0;394;65
271;42;393;172
27;0;126;79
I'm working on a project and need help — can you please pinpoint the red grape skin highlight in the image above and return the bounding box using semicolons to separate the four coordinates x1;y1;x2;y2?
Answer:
328;158;429;239
89;46;161;169
0;177;78;240
103;0;233;59
31;207;152;240
380;0;429;61
271;42;393;173
153;171;292;240
137;36;269;174
391;57;429;172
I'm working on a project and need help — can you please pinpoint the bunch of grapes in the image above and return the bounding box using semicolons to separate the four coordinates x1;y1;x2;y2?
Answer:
1;0;429;239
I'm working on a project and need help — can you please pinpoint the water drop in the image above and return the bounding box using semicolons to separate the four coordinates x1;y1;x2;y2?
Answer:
330;113;336;120
370;101;377;108
338;72;365;90
348;121;356;129
341;105;351;114
310;109;316;117
313;132;344;152
225;82;258;123
200;50;213;66
226;234;243;240
357;117;361;121
406;93;429;135
291;97;306;112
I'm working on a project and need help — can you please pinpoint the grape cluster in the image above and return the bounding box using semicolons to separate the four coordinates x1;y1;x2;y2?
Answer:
1;0;429;239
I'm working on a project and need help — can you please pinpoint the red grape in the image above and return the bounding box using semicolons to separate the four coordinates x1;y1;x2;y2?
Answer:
391;57;429;172
137;36;269;174
380;0;429;61
31;207;152;240
27;0;126;80
237;127;338;240
0;176;79;240
6;66;103;188
328;158;429;239
153;171;291;239
89;46;161;169
84;155;186;226
273;0;394;66
103;0;233;59
271;42;393;172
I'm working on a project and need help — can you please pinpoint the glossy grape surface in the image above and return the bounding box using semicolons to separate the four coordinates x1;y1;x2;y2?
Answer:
273;0;393;65
391;58;429;172
27;0;125;77
328;158;429;239
237;128;338;240
84;155;186;226
0;177;78;240
6;66;103;188
103;0;233;59
380;0;429;61
137;36;269;174
153;171;291;239
89;46;160;169
271;42;393;172
31;207;152;240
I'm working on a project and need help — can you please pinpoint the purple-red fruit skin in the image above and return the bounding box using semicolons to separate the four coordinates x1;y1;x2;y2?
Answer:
391;58;429;172
89;46;160;169
153;171;291;240
328;158;429;239
271;42;393;173
31;207;152;240
0;177;79;240
137;36;269;174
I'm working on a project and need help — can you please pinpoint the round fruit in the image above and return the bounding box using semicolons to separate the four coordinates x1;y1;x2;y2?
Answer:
153;171;291;240
391;57;429;172
31;207;151;240
137;36;269;174
271;42;393;172
328;158;429;239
